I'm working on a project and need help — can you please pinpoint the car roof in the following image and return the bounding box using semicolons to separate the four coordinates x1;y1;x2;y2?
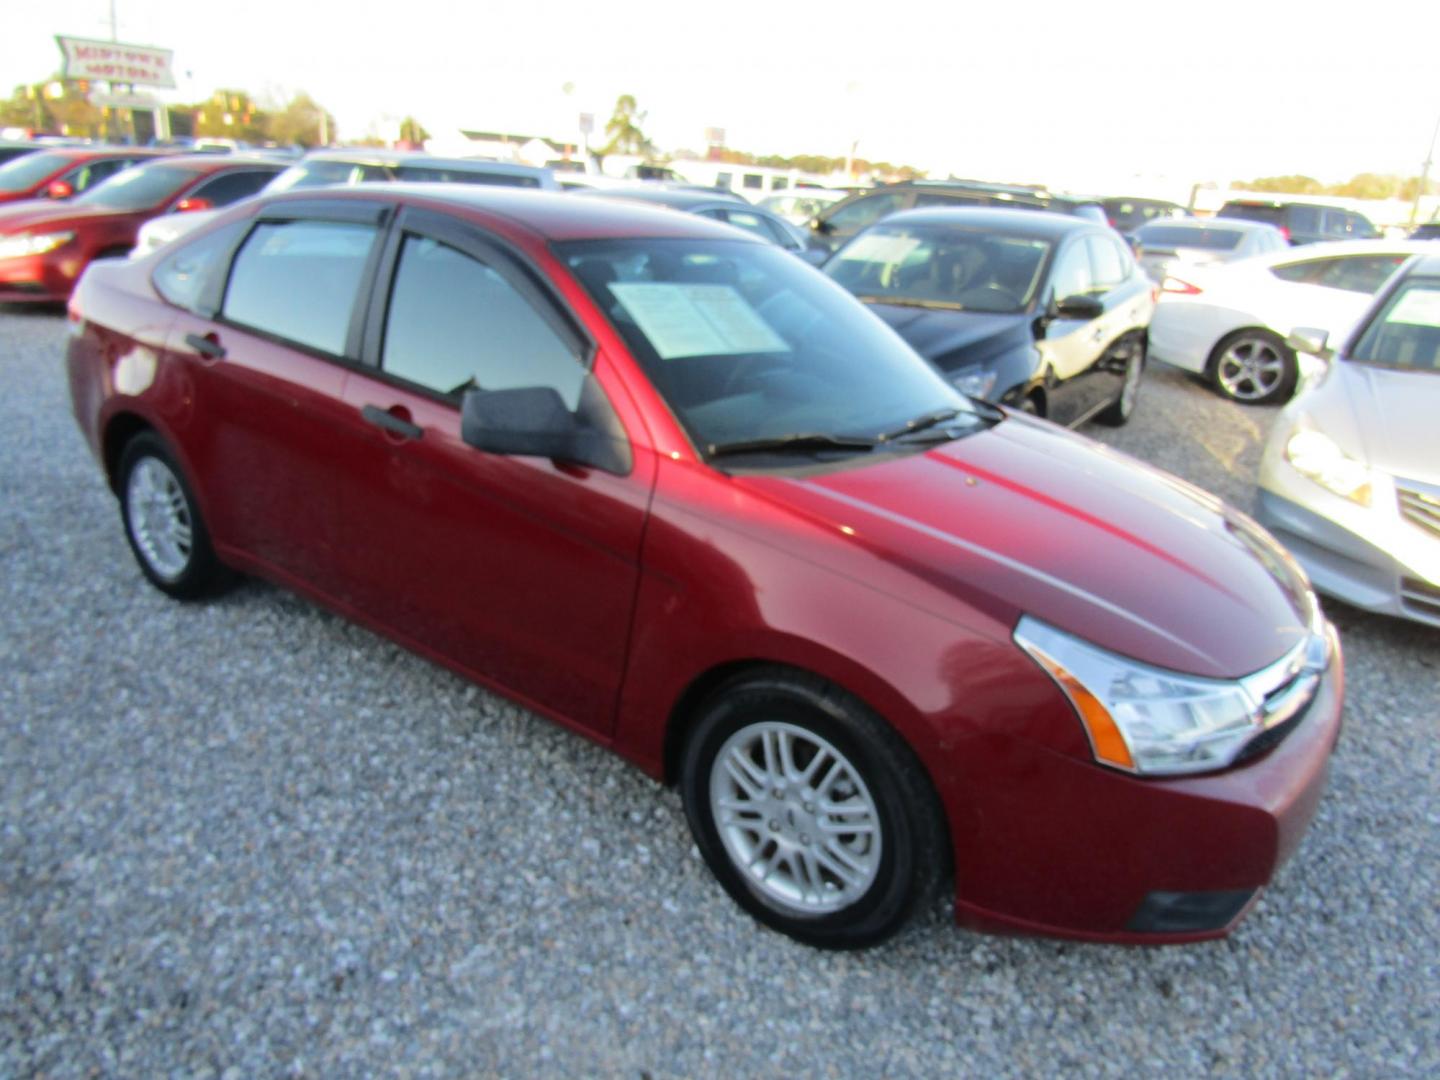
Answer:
1138;217;1279;235
288;184;766;243
873;205;1101;238
141;153;290;174
1220;197;1350;211
301;149;548;175
25;146;174;162
577;187;737;211
1226;238;1440;269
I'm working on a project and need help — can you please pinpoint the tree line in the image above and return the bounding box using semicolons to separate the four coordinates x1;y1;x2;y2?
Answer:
1243;173;1436;201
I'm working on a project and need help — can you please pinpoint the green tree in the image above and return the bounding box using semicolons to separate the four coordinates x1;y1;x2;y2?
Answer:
0;76;103;137
597;94;655;161
398;116;429;145
1246;175;1325;195
262;92;334;148
1332;173;1400;199
192;89;267;142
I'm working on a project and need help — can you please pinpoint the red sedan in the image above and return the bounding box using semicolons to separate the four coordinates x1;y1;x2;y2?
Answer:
0;145;173;204
0;154;284;303
65;186;1343;948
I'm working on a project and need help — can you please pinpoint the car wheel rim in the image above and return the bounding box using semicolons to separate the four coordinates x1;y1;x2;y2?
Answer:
710;721;881;915
1217;338;1284;401
126;457;193;581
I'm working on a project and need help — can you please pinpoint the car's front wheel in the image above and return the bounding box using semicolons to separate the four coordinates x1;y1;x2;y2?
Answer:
118;432;228;599
1095;339;1145;427
680;669;947;949
1209;329;1297;405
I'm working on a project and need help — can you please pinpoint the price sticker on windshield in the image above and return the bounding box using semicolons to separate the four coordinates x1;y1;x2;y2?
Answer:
611;283;790;359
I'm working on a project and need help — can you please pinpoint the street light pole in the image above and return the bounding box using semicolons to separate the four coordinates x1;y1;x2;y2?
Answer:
1410;110;1439;227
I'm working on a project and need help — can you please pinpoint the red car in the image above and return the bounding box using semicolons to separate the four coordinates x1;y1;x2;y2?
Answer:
0;154;285;303
65;186;1344;949
0;145;173;204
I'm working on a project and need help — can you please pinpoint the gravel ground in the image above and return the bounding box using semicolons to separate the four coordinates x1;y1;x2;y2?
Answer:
2;305;1437;1078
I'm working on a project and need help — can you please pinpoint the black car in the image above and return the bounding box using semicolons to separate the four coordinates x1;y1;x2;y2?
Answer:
577;185;829;264
808;179;1106;253
1410;221;1440;241
1216;199;1379;245
1100;196;1188;237
825;208;1155;428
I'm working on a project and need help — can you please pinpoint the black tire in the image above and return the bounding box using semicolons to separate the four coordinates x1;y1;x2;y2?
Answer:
1095;338;1145;427
117;432;228;599
679;668;948;949
1207;328;1297;405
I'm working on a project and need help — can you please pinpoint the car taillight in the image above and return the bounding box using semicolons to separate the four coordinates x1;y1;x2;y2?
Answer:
1161;276;1202;295
1279;226;1291;243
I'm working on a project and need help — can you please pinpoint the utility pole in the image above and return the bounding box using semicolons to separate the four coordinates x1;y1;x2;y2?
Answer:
1409;110;1439;227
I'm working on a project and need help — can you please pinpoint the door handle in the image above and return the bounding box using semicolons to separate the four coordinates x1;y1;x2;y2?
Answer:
361;404;424;441
184;332;226;359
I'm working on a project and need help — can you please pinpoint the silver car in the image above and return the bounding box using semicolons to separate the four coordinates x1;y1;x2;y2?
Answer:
1134;217;1288;284
1256;252;1440;626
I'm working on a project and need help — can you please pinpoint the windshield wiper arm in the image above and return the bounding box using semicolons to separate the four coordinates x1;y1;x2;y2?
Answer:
873;407;962;441
853;295;965;311
706;432;879;458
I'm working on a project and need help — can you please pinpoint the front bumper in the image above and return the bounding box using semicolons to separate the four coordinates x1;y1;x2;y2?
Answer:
1256;453;1440;627
945;629;1343;943
0;250;84;303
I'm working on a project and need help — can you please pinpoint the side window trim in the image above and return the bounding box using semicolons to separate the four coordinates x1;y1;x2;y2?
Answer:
205;200;393;363
358;205;594;373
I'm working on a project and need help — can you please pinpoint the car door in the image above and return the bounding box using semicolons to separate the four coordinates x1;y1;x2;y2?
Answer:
161;199;390;597
1036;235;1108;425
334;206;652;736
814;191;910;251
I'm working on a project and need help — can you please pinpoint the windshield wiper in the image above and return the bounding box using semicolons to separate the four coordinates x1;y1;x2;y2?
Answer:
706;432;880;458
853;295;965;311
874;407;963;442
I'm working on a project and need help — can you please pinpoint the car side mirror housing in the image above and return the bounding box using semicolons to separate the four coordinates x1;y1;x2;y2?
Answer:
1287;326;1332;360
46;179;75;199
810;217;832;234
460;377;632;475
1053;294;1105;320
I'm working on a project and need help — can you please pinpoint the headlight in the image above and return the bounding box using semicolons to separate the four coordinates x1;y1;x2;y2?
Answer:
0;230;76;260
951;366;998;399
1284;428;1372;506
1014;616;1320;776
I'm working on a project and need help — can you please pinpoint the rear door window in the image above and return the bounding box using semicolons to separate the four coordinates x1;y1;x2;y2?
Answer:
221;219;380;355
1312;254;1408;294
1050;239;1096;299
1287;206;1320;235
1086;235;1128;290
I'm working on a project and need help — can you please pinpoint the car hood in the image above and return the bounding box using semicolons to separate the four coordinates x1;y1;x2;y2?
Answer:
1332;361;1440;484
866;304;1032;371
0;201;133;233
740;416;1316;679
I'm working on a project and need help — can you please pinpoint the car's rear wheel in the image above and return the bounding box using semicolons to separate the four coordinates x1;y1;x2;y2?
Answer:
118;432;227;599
1209;329;1296;405
680;669;947;949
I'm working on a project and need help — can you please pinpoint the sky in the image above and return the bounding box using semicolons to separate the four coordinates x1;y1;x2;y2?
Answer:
5;0;1439;198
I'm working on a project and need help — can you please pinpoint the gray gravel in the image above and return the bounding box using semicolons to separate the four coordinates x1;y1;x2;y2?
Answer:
2;306;1437;1078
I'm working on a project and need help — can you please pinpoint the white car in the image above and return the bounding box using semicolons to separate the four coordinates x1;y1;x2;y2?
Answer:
1132;217;1288;284
1148;240;1436;404
1256;253;1440;626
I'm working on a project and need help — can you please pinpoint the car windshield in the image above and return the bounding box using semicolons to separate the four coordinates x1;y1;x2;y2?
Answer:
0;150;72;192
556;237;984;456
824;224;1050;314
73;164;202;210
1349;279;1440;373
1137;224;1245;251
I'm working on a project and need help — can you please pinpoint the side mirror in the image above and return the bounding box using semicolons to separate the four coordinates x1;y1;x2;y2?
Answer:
461;379;631;475
810;217;833;234
1287;326;1331;359
1053;294;1105;321
175;196;214;213
46;179;75;199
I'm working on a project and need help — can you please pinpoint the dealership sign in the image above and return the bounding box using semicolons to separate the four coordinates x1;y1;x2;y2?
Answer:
56;36;176;89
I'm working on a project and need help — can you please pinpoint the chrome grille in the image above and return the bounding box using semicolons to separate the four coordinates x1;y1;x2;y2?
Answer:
1398;483;1440;539
1233;623;1331;765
